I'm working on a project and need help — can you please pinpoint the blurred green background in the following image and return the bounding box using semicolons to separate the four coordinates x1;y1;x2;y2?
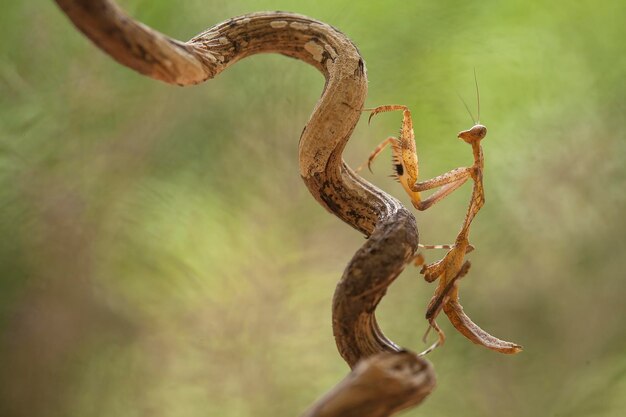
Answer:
1;0;625;416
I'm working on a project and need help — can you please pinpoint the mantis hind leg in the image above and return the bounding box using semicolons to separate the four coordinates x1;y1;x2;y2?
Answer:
412;243;476;270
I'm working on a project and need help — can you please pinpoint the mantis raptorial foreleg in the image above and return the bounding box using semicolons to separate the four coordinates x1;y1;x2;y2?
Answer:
357;105;475;212
413;176;469;211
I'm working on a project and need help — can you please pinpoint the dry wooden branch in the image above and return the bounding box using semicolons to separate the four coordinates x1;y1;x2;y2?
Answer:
53;1;435;415
302;352;435;417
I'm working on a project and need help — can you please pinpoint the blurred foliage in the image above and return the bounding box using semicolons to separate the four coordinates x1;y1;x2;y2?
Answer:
1;0;625;416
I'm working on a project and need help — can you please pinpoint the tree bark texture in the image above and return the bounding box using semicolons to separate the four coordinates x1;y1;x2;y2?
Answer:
52;1;436;415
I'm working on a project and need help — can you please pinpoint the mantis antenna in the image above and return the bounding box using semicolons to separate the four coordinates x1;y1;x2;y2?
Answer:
474;68;480;123
457;69;481;125
457;93;477;125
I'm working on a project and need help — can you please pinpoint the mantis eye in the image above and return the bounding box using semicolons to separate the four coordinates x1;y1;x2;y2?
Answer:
473;125;487;139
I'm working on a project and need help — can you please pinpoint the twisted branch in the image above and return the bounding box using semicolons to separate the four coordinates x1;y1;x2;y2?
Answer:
53;1;435;415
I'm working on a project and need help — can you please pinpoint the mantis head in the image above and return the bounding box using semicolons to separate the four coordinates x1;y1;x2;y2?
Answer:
458;124;487;144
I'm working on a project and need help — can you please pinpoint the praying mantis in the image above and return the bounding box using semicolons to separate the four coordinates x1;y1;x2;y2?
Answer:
358;76;522;354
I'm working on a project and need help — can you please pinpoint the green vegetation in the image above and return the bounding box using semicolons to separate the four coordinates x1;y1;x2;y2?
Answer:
1;1;625;416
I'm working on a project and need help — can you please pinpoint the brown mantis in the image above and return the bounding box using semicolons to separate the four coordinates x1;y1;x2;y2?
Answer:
358;76;521;355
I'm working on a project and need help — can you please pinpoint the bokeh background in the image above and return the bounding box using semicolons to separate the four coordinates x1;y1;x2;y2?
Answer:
1;0;625;416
